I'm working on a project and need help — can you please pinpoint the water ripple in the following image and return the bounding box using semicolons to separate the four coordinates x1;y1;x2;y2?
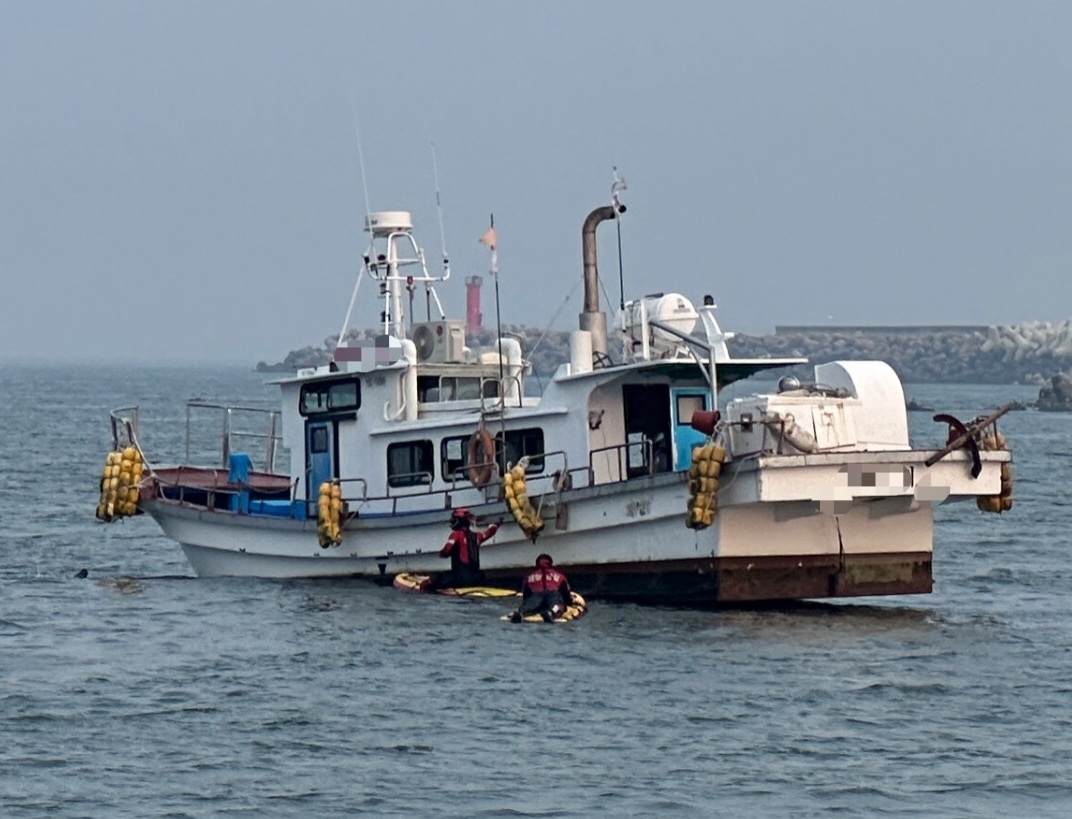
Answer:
1;370;1070;817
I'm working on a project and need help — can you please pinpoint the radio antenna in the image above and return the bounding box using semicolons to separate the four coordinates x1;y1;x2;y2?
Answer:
430;143;450;276
612;166;628;311
337;110;374;348
354;118;373;233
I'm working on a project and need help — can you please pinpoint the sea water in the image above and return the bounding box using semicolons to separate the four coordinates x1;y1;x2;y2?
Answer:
1;364;1069;818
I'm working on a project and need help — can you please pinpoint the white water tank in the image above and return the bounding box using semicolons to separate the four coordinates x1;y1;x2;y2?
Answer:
622;293;699;356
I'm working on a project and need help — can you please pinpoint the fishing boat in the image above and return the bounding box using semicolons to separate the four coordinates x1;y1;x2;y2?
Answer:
100;187;1013;604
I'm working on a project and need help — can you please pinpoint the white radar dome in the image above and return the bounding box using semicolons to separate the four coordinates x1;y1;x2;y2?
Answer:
365;211;413;233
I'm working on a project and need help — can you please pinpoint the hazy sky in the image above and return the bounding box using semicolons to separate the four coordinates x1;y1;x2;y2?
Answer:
3;1;1071;363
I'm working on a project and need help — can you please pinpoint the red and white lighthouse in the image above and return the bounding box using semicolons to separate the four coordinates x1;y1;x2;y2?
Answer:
465;275;483;334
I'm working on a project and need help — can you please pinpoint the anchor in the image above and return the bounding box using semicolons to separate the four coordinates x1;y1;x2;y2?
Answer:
926;404;1014;479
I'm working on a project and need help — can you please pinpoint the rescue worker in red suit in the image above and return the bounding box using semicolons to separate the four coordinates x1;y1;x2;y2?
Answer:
511;553;572;622
425;508;502;591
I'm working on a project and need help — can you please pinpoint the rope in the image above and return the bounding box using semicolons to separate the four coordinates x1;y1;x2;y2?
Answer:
527;277;581;358
336;266;365;347
709;429;743;496
598;275;615;320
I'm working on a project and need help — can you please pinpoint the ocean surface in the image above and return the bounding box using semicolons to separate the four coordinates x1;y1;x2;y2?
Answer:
1;364;1069;818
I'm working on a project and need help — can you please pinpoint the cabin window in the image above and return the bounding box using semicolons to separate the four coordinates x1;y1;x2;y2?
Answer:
438;376;481;401
418;376;500;403
441;435;470;483
627;432;648;471
417;375;439;403
328;381;358;410
496;427;545;474
300;378;361;415
387;440;434;487
676;395;704;426
309;427;330;454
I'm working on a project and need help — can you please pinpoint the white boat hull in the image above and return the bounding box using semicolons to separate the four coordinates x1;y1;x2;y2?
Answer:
146;450;1004;603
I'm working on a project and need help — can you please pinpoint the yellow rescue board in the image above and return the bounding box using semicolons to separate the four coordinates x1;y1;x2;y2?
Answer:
393;572;520;598
502;592;588;624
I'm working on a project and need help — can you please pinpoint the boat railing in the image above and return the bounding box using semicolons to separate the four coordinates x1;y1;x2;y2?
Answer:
330;449;582;518
109;406;140;450
289;476;369;503
472;376;526;414
154;439;657;519
511;448;585;494
442;459;501;492
184;401;284;473
332;476;368;500
588;439;655;485
498;374;525;408
383;470;435;493
164;474;245;507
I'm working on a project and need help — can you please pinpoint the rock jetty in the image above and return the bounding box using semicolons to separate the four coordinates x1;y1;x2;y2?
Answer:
730;321;1072;385
1037;372;1072;411
256;333;359;373
258;320;1072;399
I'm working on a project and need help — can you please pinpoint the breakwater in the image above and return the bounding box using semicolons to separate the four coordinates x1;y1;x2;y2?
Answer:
260;321;1072;386
730;321;1072;385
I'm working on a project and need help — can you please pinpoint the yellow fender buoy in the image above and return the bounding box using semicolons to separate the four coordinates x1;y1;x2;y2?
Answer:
685;442;724;530
317;481;344;547
504;457;544;540
95;447;144;522
976;433;1013;514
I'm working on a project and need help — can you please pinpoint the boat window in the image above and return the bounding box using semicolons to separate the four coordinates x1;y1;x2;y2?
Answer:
441;435;470;482
456;377;481;400
438;376;482;401
310;427;329;454
676;394;704;425
496;428;544;474
417;376;499;404
300;378;361;415
417;375;439;403
387;440;434;487
627;431;648;471
328;381;358;410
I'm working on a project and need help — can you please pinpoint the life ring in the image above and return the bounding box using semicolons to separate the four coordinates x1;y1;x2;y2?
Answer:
466;429;495;487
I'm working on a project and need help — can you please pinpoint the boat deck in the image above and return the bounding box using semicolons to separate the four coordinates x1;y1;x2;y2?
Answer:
148;466;292;492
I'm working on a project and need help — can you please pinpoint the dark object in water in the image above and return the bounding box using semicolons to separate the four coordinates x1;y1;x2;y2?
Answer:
1037;372;1072;412
906;399;935;412
74;568;89;579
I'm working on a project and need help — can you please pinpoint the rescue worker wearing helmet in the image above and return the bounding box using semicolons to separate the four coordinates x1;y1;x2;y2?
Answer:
425;508;503;591
511;553;572;623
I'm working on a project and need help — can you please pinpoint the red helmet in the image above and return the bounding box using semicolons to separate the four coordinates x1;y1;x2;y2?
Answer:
450;508;474;528
535;553;554;567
